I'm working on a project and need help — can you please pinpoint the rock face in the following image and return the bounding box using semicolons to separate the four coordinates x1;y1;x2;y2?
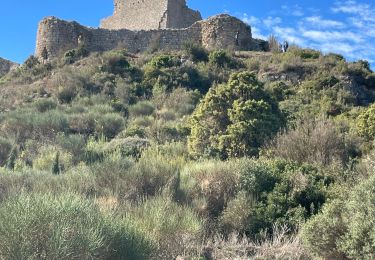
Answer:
101;0;202;30
0;58;17;77
35;1;268;60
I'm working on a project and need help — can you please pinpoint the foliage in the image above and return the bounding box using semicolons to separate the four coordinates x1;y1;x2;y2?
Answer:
302;169;375;259
358;103;375;140
1;46;375;259
209;50;235;68
267;117;356;167
189;71;284;158
183;41;209;62
0;193;152;259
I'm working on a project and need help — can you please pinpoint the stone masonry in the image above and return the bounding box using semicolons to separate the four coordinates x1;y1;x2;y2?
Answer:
35;0;267;59
101;0;202;30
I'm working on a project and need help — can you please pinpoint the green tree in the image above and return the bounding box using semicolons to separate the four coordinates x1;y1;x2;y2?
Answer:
189;71;284;158
358;103;375;140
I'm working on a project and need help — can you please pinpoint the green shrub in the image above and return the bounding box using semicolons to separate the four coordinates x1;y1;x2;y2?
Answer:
0;193;152;259
183;42;209;62
57;85;77;104
90;156;134;197
180;160;240;218
289;47;321;59
105;137;150;158
63;46;89;64
302;172;375;259
2;109;69;142
189;71;284;158
56;134;86;163
24;55;40;69
34;98;57;112
358;103;375;140
127;196;203;258
68;113;96;135
127;145;185;197
33;146;73;173
100;50;132;76
129;101;155;117
209;50;234;68
149;54;179;69
95;113;125;139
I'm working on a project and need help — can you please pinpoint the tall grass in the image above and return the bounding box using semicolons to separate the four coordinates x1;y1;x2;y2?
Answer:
0;192;152;259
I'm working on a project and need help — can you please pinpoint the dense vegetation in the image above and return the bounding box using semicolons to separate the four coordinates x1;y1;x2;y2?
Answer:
0;43;374;259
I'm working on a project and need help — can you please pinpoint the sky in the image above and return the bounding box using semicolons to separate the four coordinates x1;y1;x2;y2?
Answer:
0;0;374;69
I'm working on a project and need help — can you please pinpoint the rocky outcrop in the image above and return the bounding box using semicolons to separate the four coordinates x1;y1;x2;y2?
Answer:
0;58;17;77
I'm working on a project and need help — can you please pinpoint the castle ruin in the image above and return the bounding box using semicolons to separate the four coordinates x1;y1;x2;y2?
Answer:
101;0;202;30
35;0;266;59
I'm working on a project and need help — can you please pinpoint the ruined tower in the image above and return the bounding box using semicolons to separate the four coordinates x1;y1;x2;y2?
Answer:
100;0;202;30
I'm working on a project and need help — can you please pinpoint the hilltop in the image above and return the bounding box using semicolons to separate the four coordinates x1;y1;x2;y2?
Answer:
0;57;17;77
0;0;375;259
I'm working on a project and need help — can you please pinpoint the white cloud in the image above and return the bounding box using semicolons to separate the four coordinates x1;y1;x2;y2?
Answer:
301;30;364;43
281;5;304;17
332;0;375;22
241;13;260;25
273;26;306;46
305;16;345;29
240;1;374;66
263;16;282;28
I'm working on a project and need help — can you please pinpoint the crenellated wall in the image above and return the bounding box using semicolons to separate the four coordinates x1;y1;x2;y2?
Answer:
35;14;266;60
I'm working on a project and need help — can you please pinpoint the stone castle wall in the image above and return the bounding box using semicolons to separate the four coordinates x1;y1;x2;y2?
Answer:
100;0;201;30
35;15;266;60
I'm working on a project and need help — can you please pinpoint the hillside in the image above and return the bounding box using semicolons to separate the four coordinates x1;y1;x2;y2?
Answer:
0;57;17;77
0;44;375;259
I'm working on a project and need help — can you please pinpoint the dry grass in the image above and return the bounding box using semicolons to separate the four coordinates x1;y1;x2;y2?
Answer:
188;226;310;260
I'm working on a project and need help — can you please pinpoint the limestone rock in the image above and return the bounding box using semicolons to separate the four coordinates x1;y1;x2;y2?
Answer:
0;57;18;77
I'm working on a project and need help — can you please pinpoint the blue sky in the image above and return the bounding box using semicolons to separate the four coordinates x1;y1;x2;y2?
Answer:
0;0;374;69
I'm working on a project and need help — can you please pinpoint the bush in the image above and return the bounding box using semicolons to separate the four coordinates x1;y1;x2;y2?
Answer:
180;160;240;218
105;136;149;158
358;103;375;141
127;145;184;198
127;196;203;258
148;54;179;69
209;50;234;68
302;172;375;259
183;42;209;62
34;98;57;112
189;72;284;158
129;101;155;117
33;145;73;173
289;47;321;59
95;113;125;139
57;85;78;104
68;113;96;135
0;193;152;259
267;117;352;167
100;50;132;76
